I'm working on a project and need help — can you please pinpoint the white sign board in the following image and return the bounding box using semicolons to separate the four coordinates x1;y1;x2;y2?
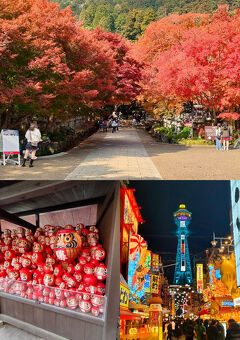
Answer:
0;129;20;165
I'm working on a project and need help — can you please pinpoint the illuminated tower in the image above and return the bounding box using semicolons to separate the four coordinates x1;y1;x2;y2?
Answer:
173;204;193;285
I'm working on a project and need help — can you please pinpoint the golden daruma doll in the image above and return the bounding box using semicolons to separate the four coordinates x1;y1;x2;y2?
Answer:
54;229;82;263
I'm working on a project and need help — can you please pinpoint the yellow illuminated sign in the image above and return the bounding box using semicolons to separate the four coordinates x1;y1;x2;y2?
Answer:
197;264;203;293
151;275;160;294
120;282;130;309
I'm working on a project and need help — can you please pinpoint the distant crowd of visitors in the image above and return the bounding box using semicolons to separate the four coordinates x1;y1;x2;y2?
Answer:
164;318;240;340
98;111;120;133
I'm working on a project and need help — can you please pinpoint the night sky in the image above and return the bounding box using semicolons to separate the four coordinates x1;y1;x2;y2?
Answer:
129;181;231;281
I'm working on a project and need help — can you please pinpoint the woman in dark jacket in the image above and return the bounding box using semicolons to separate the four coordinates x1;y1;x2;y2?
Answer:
226;319;240;340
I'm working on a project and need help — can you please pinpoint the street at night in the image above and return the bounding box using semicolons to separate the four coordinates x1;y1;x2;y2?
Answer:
120;181;240;340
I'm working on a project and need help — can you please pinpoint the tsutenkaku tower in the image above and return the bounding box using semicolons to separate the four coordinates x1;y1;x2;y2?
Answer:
173;204;193;285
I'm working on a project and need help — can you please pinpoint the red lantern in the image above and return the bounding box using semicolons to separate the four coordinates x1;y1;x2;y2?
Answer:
54;229;82;263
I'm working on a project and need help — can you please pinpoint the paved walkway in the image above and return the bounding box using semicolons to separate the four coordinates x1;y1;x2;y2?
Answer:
65;129;161;180
1;127;240;180
0;324;43;339
0;128;161;180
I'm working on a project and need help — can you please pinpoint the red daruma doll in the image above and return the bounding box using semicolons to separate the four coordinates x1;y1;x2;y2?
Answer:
54;229;82;264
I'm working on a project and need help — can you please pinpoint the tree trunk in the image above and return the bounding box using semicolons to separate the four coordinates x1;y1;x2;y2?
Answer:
0;108;11;130
212;107;216;125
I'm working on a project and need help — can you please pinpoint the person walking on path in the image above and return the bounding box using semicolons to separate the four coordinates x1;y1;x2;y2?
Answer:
225;319;240;340
194;319;206;340
22;123;41;167
184;319;194;340
221;122;231;150
206;320;219;340
216;320;225;340
215;123;222;150
167;322;173;340
112;119;118;133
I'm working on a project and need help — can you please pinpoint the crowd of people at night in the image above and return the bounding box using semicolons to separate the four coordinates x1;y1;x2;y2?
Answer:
163;318;240;340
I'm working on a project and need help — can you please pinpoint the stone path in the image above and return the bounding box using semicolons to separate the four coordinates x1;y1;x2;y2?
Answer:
0;324;43;339
1;126;239;180
65;129;162;180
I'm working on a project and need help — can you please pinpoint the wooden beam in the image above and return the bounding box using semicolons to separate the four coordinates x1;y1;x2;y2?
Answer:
16;196;105;217
0;208;36;232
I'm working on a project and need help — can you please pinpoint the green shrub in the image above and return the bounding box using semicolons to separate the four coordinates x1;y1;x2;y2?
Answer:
177;127;191;140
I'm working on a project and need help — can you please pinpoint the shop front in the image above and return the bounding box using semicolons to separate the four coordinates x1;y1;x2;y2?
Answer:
0;181;119;340
120;184;166;340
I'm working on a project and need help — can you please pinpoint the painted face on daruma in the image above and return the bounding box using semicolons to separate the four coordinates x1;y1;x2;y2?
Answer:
55;229;82;262
33;242;44;253
18;238;31;253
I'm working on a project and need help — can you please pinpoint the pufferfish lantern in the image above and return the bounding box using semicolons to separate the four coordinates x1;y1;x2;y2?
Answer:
220;257;236;292
54;229;82;264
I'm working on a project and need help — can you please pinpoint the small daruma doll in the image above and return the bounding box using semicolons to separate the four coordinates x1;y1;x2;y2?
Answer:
54;229;82;264
20;268;31;282
18;238;31;254
43;273;55;287
94;263;107;281
66;295;78;309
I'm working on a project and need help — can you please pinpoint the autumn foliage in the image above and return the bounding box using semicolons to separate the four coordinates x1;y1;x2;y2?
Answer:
132;6;240;118
0;0;142;128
